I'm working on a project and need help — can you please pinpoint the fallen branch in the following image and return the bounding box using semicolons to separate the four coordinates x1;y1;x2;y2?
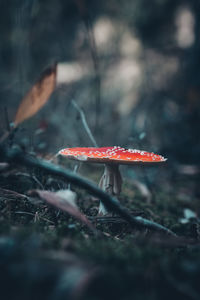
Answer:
0;145;176;237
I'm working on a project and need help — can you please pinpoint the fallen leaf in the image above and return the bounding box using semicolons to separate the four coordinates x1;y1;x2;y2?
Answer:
55;189;77;208
14;63;57;126
30;189;97;232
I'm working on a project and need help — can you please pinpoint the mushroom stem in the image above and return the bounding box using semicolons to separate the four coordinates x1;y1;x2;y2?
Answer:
98;164;122;215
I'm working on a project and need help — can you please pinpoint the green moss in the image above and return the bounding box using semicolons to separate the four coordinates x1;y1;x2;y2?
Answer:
1;167;200;299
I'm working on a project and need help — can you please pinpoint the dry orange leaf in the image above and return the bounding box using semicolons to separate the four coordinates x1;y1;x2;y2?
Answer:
14;63;57;126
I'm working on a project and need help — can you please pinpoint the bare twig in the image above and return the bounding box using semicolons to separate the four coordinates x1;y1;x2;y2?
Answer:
70;99;98;190
0;145;176;237
31;174;44;189
71;99;98;147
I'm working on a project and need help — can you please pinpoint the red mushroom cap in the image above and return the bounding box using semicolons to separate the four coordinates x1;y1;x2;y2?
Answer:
58;146;167;165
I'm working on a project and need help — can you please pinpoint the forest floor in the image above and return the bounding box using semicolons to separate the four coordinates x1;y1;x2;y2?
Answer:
0;158;200;300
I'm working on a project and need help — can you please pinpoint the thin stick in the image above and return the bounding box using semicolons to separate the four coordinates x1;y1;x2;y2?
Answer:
71;99;98;147
0;145;176;237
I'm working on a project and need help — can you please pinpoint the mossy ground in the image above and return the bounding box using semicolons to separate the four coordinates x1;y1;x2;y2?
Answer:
0;163;200;300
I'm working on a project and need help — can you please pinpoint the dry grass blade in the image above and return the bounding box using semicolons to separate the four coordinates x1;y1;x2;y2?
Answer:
31;190;97;233
0;187;28;201
14;64;57;126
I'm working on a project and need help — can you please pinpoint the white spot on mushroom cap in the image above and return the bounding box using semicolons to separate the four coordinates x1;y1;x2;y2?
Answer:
76;155;88;161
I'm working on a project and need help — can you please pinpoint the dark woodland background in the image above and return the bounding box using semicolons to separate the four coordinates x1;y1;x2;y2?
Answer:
1;0;200;162
1;1;200;300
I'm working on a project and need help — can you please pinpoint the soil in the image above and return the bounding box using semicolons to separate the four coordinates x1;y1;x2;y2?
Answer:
0;160;200;300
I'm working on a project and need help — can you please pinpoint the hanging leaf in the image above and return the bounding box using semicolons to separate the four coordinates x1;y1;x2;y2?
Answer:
14;63;57;127
30;189;97;233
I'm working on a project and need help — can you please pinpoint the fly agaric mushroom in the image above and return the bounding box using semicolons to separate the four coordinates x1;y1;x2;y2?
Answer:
58;146;167;215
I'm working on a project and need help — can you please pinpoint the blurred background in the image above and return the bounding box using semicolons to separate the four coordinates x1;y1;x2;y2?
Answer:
0;0;200;164
1;2;200;299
